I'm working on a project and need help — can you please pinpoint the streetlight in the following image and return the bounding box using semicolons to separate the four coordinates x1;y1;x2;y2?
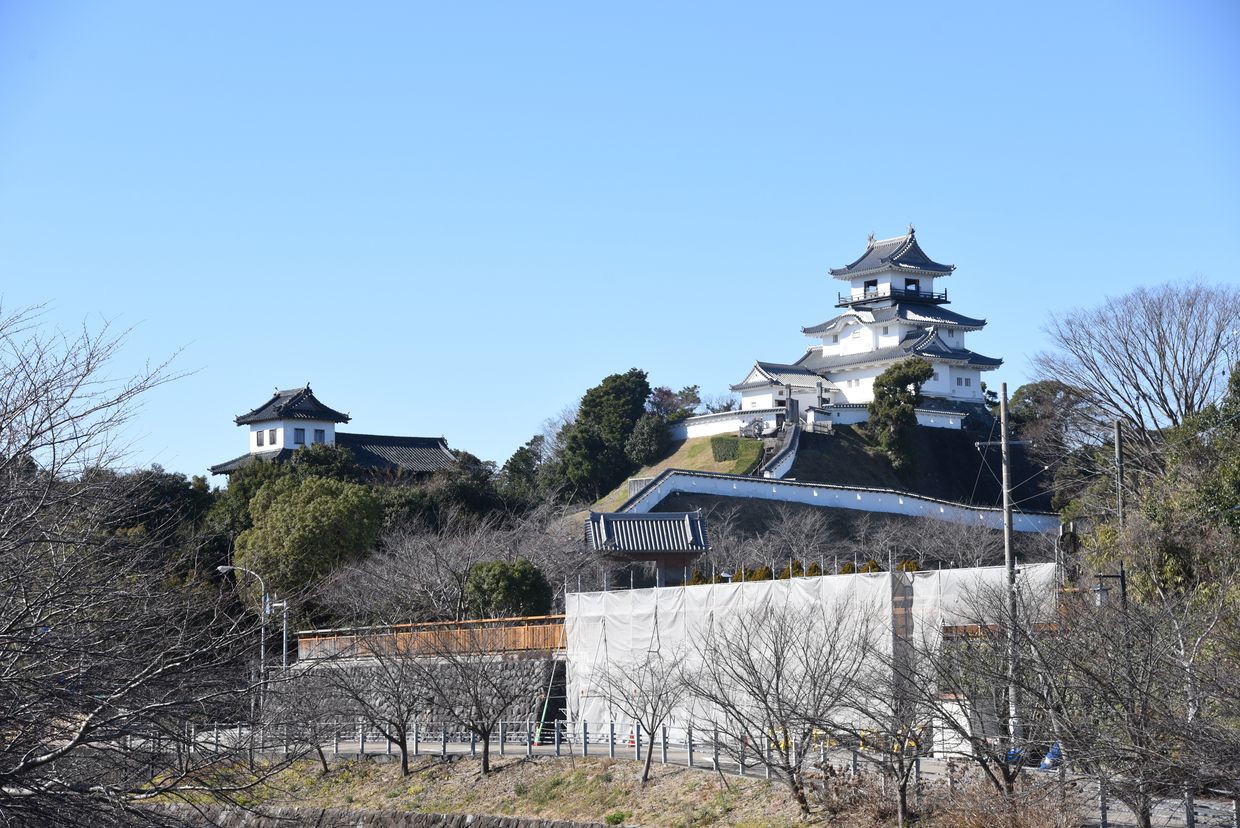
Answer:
269;598;289;670
218;565;267;691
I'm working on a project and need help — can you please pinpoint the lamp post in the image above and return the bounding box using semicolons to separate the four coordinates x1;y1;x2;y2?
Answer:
218;565;267;693
269;598;289;670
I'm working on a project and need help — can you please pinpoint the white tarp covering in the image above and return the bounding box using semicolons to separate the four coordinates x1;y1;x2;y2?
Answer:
565;564;1058;725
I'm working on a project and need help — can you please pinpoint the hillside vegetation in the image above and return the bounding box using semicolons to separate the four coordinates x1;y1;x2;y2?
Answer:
791;426;1052;511
592;437;761;512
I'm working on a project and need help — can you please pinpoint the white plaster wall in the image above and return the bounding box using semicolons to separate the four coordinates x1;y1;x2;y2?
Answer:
949;368;981;400
669;410;782;441
621;470;1061;534
248;419;336;453
829;407;870;425
922;367;951;400
834;372;876;404
915;411;961;429
741;390;774;410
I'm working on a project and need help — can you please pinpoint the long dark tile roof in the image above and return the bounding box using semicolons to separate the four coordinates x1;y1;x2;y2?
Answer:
730;361;840;392
235;385;350;425
829;228;955;280
209;448;295;475
334;432;455;473
796;328;1002;372
585;511;710;554
802;303;986;336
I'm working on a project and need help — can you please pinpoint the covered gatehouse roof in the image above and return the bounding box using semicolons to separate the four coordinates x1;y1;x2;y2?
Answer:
585;511;710;554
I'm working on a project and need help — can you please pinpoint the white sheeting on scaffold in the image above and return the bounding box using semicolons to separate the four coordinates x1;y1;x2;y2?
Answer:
564;564;1058;726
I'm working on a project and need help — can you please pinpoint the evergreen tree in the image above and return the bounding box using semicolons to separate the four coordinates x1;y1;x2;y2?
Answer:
867;357;934;477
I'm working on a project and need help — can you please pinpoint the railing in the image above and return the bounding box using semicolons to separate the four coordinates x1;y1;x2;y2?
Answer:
176;720;1240;826
836;286;948;307
298;616;565;661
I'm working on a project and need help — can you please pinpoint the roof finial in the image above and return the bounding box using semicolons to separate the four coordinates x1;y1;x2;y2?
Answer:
867;231;875;243
908;222;915;235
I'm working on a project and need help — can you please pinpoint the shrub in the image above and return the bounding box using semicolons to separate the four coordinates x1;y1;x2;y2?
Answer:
711;435;741;462
604;811;630;825
625;412;670;467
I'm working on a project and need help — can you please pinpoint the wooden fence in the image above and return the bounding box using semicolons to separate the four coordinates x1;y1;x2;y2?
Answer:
298;615;565;661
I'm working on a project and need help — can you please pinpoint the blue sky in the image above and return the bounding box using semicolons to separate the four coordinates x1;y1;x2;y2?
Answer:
1;1;1237;481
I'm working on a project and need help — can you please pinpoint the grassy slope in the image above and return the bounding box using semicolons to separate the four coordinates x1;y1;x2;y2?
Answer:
242;755;806;828
592;437;761;513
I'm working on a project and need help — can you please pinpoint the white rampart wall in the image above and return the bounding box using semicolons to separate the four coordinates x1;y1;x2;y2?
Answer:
668;409;782;441
915;410;962;429
620;469;1060;534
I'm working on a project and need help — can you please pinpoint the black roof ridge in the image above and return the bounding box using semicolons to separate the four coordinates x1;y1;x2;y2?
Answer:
336;431;449;445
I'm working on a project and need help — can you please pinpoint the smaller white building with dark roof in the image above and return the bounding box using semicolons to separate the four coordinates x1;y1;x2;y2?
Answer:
210;385;456;477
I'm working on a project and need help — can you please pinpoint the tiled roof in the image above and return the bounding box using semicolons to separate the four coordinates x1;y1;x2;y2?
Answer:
730;361;840;392
335;433;455;473
210;434;455;476
585;511;710;554
235;385;350;425
801;303;986;337
829;229;955;281
209;449;295;475
796;328;1002;372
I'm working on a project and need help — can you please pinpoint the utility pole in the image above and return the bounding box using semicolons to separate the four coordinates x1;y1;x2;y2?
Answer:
999;383;1023;743
1114;419;1124;529
975;390;1033;749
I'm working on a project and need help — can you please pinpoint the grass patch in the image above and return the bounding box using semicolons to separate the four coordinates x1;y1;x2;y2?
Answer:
594;436;765;511
230;755;808;828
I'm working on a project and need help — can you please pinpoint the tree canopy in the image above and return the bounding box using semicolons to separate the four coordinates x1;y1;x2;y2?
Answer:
234;474;383;601
867;357;934;476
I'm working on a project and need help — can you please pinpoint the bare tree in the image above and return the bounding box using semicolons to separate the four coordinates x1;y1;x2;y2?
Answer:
906;512;1005;569
683;603;873;815
1032;278;1240;448
322;508;504;623
412;621;551;775
828;625;934;828
764;502;835;572
0;305;306;825
591;645;687;785
313;627;429;777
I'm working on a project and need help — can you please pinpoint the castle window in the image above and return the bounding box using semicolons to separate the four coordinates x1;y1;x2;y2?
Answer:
948;329;954;337
905;279;920;293
314;429;325;444
965;378;971;387
832;334;838;344
294;428;305;445
268;429;276;445
956;377;962;387
256;430;264;447
882;326;889;335
864;279;878;293
933;373;939;381
851;329;860;339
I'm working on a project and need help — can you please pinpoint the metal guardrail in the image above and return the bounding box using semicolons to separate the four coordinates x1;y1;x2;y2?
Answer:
180;720;1239;826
